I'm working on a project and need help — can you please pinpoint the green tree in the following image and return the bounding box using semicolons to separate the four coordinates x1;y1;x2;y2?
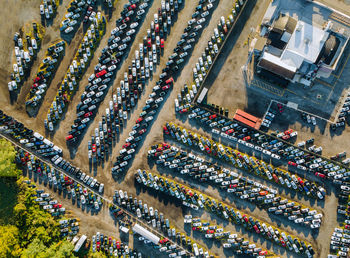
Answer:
0;225;22;257
0;139;20;177
44;240;75;258
89;251;108;258
21;238;47;258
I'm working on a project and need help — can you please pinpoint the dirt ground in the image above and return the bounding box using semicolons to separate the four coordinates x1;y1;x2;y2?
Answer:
1;0;349;257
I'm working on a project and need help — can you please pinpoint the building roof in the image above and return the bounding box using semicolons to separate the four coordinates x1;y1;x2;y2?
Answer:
272;14;297;35
258;52;296;79
285;21;329;64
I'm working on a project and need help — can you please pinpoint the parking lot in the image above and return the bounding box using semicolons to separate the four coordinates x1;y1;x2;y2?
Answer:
2;0;350;257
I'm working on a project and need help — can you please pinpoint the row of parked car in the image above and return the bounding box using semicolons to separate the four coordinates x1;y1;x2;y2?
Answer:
66;0;152;144
91;231;143;256
16;148;104;211
25;40;66;115
135;170;314;256
182;104;350;187
8;23;44;93
0;110;104;196
112;0;220;173
164;122;326;200
174;3;244;113
329;191;350;257
329;226;350;257
0;110;63;158
60;0;96;34
84;0;183;165
40;0;59;20
148;142;323;228
188;217;271;257
46;16;106;131
331;91;350;131
23;179;80;238
113;187;210;257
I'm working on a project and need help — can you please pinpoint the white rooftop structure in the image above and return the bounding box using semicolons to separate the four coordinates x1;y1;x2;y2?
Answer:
132;224;160;244
262;52;297;72
284;21;329;65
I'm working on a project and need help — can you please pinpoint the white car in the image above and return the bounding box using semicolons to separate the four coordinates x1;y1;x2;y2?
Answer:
108;65;116;71
65;27;74;33
126;29;136;36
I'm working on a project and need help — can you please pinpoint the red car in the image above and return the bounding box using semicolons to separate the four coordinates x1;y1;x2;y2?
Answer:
128;4;136;10
92;144;97;153
282;134;290;140
209;114;217;120
288;161;297;166
159;238;169;244
136;117;143;123
242;215;249;223
162;142;170;148
33;76;41;83
272;174;278;183
138;128;147;135
155;24;159;33
160;39;164;48
259;251;268;255
243;136;251;141
123;143;131;148
284;129;293;135
66;135;73;141
259;191;268;196
253;225;260;233
298;178;304;185
179;108;188;113
162;85;170;91
163;126;169;134
122;17;130;23
226;129;234;135
96;69;107;78
315;172;325;178
147;39;152;48
84;112;92;118
165;77;174;85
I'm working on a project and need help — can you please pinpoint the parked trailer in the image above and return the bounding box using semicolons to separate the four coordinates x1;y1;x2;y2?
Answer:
132;223;160;244
74;235;87;252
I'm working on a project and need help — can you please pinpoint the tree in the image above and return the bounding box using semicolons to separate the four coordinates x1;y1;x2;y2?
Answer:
21;238;46;258
44;240;75;258
89;251;108;258
0;139;20;177
0;225;22;257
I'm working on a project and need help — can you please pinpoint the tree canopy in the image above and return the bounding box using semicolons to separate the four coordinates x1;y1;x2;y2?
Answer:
0;140;77;257
0;138;20;177
0;178;76;257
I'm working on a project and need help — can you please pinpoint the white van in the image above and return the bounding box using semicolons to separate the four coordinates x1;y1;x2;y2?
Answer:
43;139;54;147
34;132;44;140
